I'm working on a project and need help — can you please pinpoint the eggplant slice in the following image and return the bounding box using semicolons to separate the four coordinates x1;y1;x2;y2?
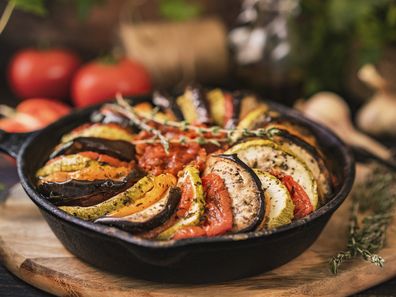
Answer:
153;91;184;121
91;105;132;128
267;127;332;202
50;137;136;162
226;139;319;210
38;169;146;207
95;187;181;233
204;154;265;233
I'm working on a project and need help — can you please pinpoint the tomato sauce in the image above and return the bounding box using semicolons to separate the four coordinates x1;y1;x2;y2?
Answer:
136;142;206;176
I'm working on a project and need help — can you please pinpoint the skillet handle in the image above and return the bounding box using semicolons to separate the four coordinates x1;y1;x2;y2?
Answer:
0;129;35;158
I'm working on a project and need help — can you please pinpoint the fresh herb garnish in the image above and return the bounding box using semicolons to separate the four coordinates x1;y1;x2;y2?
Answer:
329;163;396;274
110;94;273;153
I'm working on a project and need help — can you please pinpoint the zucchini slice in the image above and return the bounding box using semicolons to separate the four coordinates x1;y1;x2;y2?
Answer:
204;154;265;233
226;139;319;210
106;173;177;217
207;88;226;126
267;127;332;202
59;176;154;220
61;123;135;144
254;170;294;229
95;187;181;233
231;105;273;142
264;121;318;148
157;166;205;240
237;105;271;131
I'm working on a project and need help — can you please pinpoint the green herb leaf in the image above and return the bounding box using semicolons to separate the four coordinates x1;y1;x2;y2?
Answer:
329;163;396;274
10;0;46;15
159;0;202;21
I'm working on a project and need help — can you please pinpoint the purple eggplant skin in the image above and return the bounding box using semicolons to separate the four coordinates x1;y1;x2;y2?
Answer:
38;168;146;207
205;154;265;233
49;137;135;162
184;85;212;125
224;91;243;129
153;91;184;121
91;109;131;128
267;128;321;162
95;187;181;233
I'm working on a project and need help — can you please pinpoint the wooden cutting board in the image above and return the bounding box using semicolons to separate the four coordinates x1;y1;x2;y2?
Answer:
0;180;395;297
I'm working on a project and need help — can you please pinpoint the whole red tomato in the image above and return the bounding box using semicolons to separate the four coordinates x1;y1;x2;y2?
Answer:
8;49;81;100
72;58;152;107
0;98;71;133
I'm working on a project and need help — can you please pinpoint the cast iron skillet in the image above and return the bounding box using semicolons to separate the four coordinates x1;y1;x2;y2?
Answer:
0;95;355;283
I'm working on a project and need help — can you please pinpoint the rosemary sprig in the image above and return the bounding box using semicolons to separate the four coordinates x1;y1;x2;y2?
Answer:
329;164;396;274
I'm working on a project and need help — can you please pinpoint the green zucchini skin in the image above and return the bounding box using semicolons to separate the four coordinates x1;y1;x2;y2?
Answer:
59;176;154;220
49;137;136;162
204;154;265;233
95;187;181;233
267;127;333;201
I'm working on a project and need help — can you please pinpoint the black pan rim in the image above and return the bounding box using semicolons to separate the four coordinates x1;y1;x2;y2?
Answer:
17;96;355;249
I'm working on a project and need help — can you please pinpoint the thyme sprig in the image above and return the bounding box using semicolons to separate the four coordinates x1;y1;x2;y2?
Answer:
130;137;228;146
114;93;170;153
113;94;268;147
329;164;396;274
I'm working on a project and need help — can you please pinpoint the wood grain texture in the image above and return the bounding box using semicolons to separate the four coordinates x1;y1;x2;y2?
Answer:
0;181;395;297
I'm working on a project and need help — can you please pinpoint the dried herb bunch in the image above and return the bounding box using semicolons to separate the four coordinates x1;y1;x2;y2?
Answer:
330;163;396;274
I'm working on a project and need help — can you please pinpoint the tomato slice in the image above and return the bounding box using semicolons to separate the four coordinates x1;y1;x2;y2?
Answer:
277;174;313;219
173;173;233;239
202;173;233;236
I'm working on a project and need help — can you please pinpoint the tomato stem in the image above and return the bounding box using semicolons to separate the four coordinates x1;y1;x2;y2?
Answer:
0;1;15;35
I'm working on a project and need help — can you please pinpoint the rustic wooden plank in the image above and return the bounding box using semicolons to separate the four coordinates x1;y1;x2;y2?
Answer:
0;181;395;297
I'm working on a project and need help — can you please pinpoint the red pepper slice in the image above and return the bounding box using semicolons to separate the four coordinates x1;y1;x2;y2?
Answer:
173;173;233;240
78;151;132;168
223;93;234;126
277;174;313;219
